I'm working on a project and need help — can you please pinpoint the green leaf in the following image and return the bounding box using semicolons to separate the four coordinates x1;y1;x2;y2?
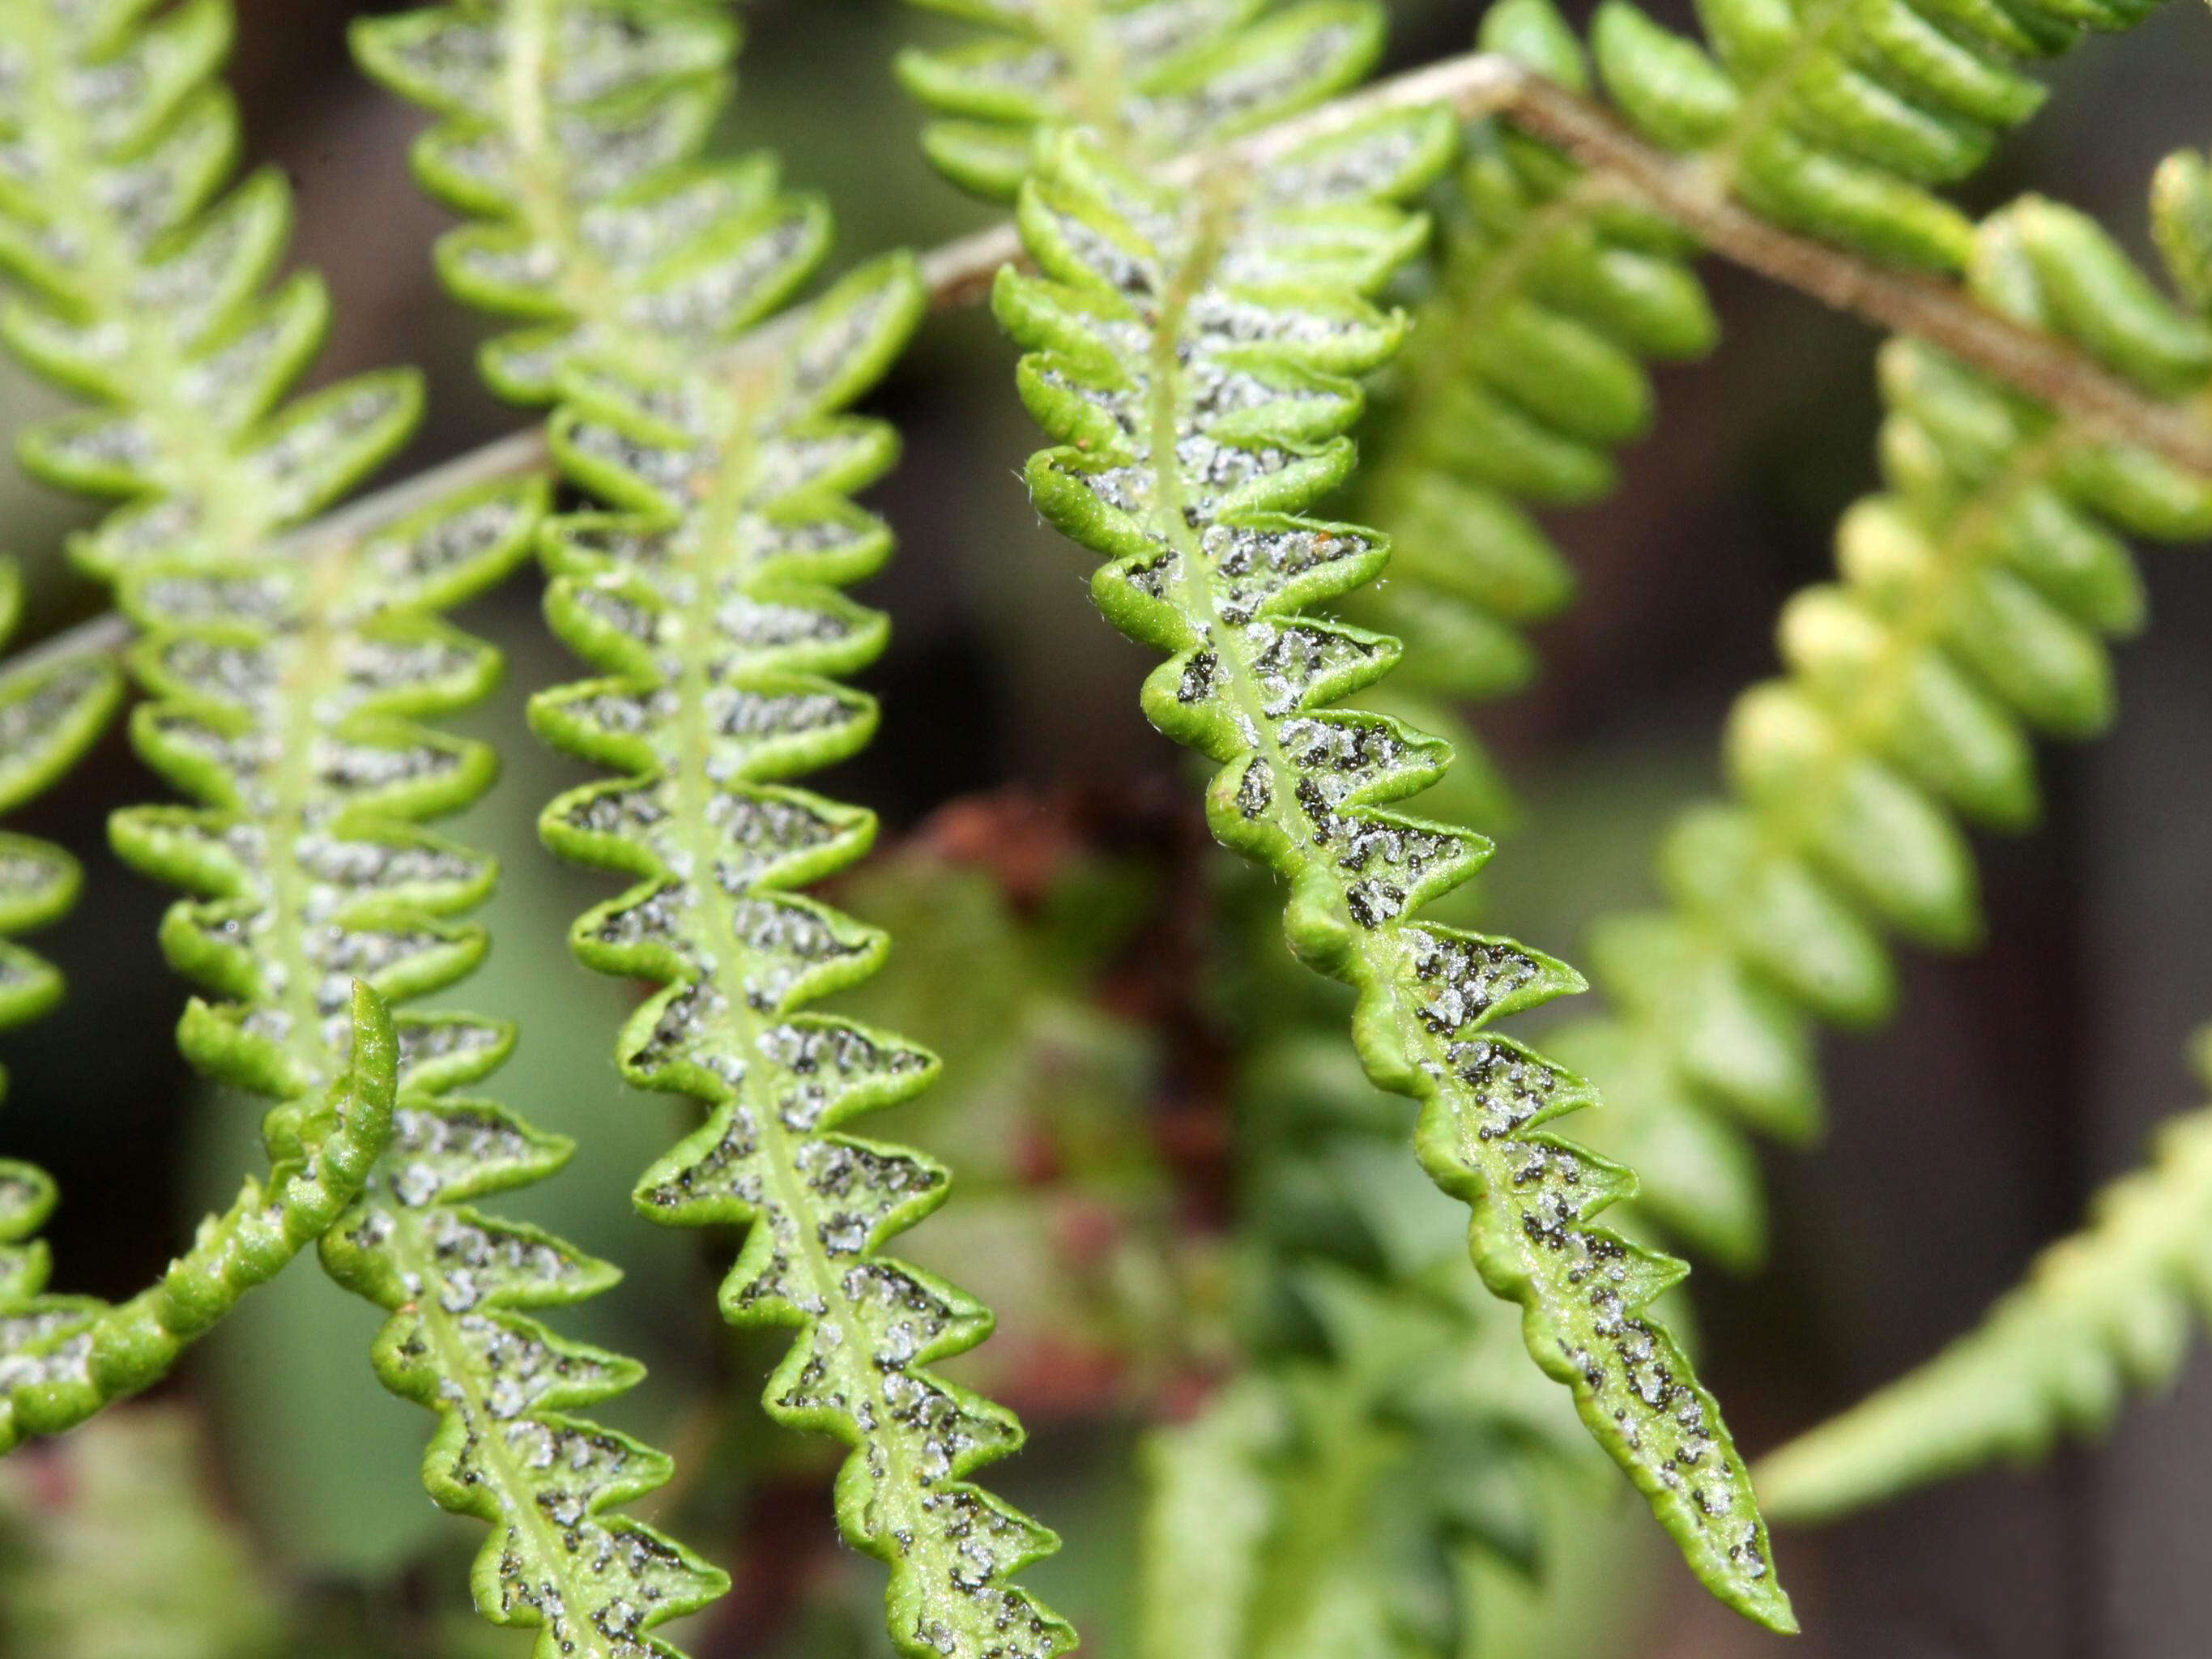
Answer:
1757;1027;2212;1523
1584;0;2151;272
355;0;825;405
1554;160;2212;1274
531;245;1075;1657
2151;147;2212;311
2013;194;2212;395
1592;2;1739;151
898;0;1385;200
995;120;1793;1632
0;652;124;819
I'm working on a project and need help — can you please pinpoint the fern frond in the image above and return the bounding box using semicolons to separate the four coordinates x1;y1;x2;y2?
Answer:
0;0;423;1442
992;115;1792;1630
123;483;734;1659
1140;1340;1542;1659
354;0;820;406
1756;1027;2212;1522
353;3;1080;1647
116;478;737;1656
1759;181;2212;1510
0;0;420;576
1144;1029;1606;1659
2;7;732;1644
1343;0;2171;885
0;984;394;1452
533;248;1078;1659
897;0;1386;199
1347;0;1713;725
1589;0;2163;272
118;473;734;1654
1555;170;2212;1265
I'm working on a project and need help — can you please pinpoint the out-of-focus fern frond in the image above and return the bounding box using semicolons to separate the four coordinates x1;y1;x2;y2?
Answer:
0;563;121;1085
898;0;1387;199
1556;165;2212;1266
1591;0;2163;271
1757;1027;2212;1523
1;11;730;1649
0;1407;290;1656
1140;1021;1608;1659
354;0;826;404
1349;0;2166;885
992;113;1792;1628
357;2;1082;1649
0;0;420;578
0;556;134;1445
1347;0;1713;744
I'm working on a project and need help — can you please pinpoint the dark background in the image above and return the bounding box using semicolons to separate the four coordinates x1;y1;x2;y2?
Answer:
6;1;2212;1654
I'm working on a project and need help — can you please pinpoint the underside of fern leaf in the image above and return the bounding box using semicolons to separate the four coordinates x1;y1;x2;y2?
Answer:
533;251;1077;1659
990;116;1792;1631
1757;1028;2212;1523
355;2;1078;1650
0;6;731;1647
355;0;813;407
898;0;1386;201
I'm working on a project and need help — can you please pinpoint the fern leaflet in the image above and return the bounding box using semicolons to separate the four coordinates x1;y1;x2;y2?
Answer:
898;0;1385;201
355;2;1081;1650
355;0;815;407
1551;166;2212;1265
1757;1027;2212;1521
992;115;1792;1629
1591;0;2163;272
0;7;731;1649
